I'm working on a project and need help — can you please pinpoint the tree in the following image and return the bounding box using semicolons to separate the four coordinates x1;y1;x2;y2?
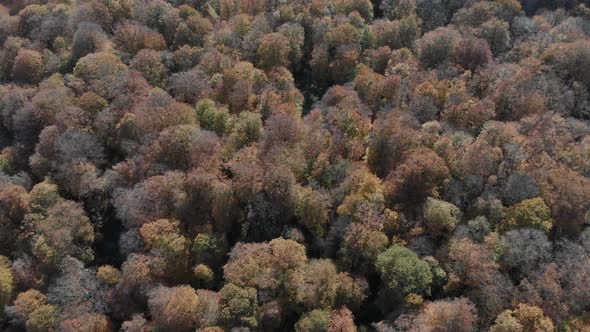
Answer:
412;297;478;332
423;197;460;238
500;173;541;206
455;36;492;71
0;256;14;316
196;99;231;136
8;289;57;332
28;180;60;214
223;238;307;292
174;14;213;47
494;0;522;22
27;199;95;266
296;309;331;332
0;182;29;222
194;264;214;285
113;172;187;228
71;22;108;62
452;2;496;27
417;26;461;68
545;38;590;90
499;229;552;279
499;197;553;233
73;52;127;98
535;167;590;237
442;98;496;132
294;187;330;236
336;165;384;220
446;238;498;288
120;314;152;332
384;148;450;207
491;304;554;332
231;111;263;148
219;283;258;329
376;244;433;297
291;259;340;309
12;49;44;84
257;33;291;69
113;22;166;55
46;256;109;322
339;221;389;272
148;285;200;332
327;307;357;332
381;0;417;20
480;18;511;55
368;112;422;177
97;265;121;285
330;45;360;84
416;0;449;31
70;1;113;32
278;23;305;66
130;49;168;88
167;68;211;104
59;313;112;332
139;219;189;258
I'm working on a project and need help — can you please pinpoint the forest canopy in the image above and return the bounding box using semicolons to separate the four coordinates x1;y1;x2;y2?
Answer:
1;0;590;331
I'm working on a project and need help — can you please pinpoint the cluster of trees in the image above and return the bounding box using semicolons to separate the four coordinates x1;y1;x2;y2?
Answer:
0;0;590;330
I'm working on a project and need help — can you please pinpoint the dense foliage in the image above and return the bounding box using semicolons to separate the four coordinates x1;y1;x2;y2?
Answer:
1;0;590;331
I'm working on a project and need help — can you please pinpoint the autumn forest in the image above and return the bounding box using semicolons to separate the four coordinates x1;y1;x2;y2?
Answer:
0;0;590;331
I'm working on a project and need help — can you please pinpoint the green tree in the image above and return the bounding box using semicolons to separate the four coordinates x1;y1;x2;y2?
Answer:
294;186;331;236
423;197;461;238
382;0;417;20
295;309;331;332
499;197;553;233
231;111;262;148
376;245;433;296
174;14;213;47
219;283;258;329
257;33;291;69
480;18;510;55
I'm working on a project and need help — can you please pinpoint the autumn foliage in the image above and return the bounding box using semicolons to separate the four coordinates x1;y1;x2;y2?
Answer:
0;0;588;330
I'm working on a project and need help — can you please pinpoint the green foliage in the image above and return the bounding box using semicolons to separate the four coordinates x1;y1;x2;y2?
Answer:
480;18;510;55
257;33;291;69
219;283;258;329
232;111;262;148
295;309;331;332
174;14;213;47
293;186;331;236
382;0;417;20
423;197;461;238
376;245;433;297
196;99;231;136
499;197;553;233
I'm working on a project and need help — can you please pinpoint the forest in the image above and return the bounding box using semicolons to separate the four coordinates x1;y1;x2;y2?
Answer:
0;0;590;331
